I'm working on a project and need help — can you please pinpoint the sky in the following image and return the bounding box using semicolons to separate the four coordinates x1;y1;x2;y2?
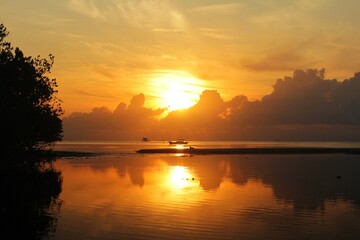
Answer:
2;0;360;113
2;0;360;140
62;69;360;140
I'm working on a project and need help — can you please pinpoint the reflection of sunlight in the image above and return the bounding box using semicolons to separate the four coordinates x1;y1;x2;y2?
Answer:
169;166;196;189
175;153;186;157
174;144;186;149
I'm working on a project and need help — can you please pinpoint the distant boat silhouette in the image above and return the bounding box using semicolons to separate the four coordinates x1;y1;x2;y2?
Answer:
142;137;150;142
168;138;188;145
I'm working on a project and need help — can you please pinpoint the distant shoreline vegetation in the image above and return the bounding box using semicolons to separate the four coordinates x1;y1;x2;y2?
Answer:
0;24;63;159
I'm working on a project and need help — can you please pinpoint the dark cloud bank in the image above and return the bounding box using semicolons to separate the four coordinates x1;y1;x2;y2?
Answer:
63;69;360;141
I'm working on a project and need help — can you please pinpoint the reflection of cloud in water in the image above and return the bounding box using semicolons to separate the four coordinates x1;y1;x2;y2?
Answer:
128;165;145;187
53;154;360;239
228;154;360;211
59;154;360;211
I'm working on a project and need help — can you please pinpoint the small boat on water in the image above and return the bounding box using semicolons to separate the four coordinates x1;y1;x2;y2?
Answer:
142;137;150;142
169;138;188;145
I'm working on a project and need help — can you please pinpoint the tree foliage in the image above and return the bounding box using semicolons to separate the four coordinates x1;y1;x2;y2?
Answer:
0;24;63;154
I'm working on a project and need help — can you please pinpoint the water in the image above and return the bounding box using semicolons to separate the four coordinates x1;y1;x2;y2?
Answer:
4;141;360;239
54;140;360;154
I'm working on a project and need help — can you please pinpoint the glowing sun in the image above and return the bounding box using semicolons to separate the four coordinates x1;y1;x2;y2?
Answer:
149;70;204;111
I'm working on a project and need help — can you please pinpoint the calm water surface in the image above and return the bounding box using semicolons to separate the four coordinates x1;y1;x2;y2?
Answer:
54;140;360;154
48;142;360;240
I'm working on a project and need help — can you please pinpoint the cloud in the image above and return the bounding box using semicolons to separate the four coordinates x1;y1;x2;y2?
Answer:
232;69;360;126
161;90;226;128
199;28;234;40
68;0;186;30
68;0;105;19
63;93;165;140
242;51;304;72
74;89;120;100
63;69;360;141
189;3;242;14
295;0;329;9
240;43;316;72
113;0;187;30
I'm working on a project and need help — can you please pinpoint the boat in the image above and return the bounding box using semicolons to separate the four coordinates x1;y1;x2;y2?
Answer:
141;137;150;142
168;138;188;145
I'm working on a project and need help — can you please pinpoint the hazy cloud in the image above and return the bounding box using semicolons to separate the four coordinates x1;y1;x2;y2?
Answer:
199;28;234;40
242;51;306;72
189;3;242;14
74;89;120;100
68;0;108;20
113;0;187;30
68;0;187;30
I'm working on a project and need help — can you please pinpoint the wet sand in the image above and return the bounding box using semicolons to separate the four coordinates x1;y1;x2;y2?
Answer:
137;147;360;154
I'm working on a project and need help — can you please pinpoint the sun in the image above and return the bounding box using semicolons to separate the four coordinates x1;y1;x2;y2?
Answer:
148;70;204;111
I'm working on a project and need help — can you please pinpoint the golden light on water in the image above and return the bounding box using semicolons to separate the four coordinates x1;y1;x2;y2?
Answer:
148;70;205;112
169;166;196;189
174;144;187;149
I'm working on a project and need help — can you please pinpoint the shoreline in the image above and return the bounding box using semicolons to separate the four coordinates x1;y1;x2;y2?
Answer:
136;147;360;155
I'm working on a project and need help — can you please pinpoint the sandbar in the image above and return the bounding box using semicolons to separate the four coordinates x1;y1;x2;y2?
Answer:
136;147;360;155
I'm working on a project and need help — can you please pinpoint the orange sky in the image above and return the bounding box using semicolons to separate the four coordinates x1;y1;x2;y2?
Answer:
2;0;360;115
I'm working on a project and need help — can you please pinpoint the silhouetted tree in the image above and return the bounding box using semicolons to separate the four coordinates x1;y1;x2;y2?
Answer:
0;24;63;155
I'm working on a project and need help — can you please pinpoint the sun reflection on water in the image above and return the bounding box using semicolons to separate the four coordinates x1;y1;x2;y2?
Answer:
169;166;197;189
173;144;187;149
174;153;186;157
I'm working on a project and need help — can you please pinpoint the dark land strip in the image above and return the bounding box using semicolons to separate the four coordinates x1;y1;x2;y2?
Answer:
136;147;360;155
